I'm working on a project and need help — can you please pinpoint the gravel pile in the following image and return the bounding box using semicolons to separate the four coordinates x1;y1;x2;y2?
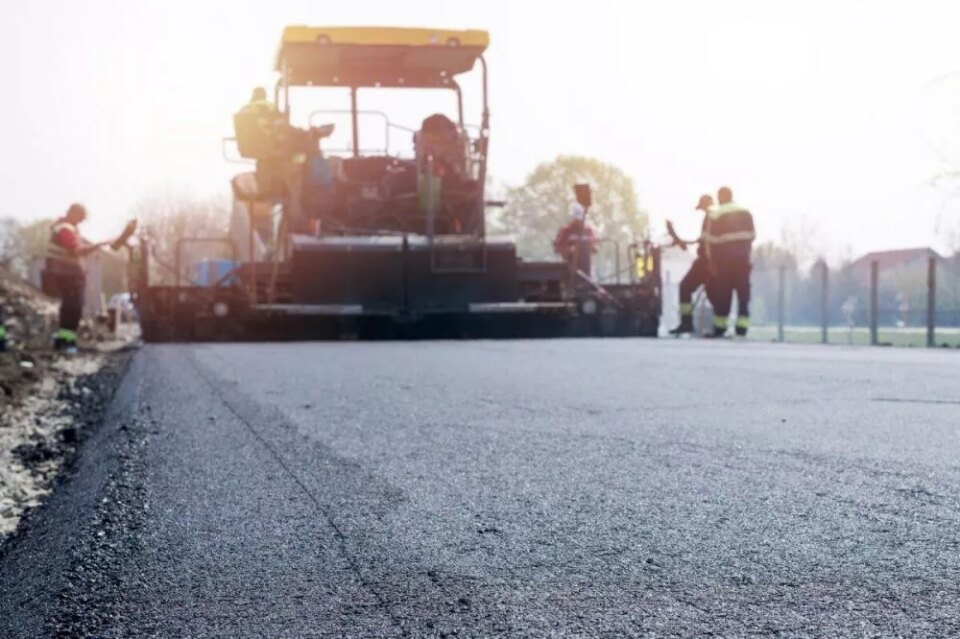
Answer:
0;268;123;541
0;269;57;355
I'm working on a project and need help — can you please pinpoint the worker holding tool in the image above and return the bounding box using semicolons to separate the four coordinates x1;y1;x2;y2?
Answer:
44;204;137;354
667;193;715;335
46;204;98;353
554;201;598;289
702;186;755;337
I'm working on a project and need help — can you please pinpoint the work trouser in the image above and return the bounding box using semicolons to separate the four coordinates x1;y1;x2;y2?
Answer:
45;259;85;343
710;258;751;334
564;241;593;293
678;256;712;318
256;157;308;235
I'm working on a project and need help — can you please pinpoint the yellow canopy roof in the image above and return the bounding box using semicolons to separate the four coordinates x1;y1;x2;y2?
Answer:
275;26;490;88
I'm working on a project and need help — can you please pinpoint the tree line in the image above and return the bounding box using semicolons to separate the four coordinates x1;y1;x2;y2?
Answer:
750;245;960;328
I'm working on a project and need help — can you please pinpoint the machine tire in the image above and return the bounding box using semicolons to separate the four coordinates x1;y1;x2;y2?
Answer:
638;315;659;338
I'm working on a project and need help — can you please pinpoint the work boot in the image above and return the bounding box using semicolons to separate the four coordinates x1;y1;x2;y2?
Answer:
668;316;694;336
703;326;727;339
735;316;749;338
53;337;77;355
53;329;78;355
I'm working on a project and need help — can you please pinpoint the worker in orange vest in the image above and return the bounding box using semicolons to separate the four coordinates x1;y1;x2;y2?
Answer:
45;204;102;353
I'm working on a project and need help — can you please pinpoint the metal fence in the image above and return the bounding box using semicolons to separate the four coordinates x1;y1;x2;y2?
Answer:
664;257;960;348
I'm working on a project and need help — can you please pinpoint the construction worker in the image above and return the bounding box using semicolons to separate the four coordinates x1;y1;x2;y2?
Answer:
703;186;755;337
235;86;335;164
242;86;276;114
554;202;598;288
668;194;714;335
46;204;101;353
234;87;334;234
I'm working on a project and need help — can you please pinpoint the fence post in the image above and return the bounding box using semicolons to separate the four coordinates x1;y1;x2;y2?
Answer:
820;262;829;344
777;264;785;343
869;260;879;346
927;256;936;348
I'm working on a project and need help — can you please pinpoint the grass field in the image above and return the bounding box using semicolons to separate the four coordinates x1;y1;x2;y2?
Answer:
747;325;960;348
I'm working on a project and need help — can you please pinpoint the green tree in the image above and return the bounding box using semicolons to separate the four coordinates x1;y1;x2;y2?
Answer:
497;156;647;277
0;217;56;278
16;218;56;260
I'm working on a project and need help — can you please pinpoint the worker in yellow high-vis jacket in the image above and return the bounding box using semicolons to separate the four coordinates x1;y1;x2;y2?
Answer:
702;186;755;337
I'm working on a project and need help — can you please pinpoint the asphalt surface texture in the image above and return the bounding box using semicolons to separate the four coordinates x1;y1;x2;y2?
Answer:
2;339;959;637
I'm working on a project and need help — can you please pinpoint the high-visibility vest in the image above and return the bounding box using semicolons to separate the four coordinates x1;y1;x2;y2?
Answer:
703;203;755;246
47;220;81;265
703;203;755;264
238;99;281;134
239;98;278;114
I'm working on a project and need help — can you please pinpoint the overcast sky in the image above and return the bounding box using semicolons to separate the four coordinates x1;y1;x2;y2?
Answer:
3;0;960;260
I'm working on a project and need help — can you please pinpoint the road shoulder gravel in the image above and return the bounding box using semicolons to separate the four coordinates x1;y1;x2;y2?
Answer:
0;351;133;637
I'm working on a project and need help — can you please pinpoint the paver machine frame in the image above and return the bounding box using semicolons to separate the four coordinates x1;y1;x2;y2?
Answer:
134;26;662;341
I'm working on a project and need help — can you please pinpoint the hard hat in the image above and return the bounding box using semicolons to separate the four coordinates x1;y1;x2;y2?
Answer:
695;194;713;211
569;203;586;221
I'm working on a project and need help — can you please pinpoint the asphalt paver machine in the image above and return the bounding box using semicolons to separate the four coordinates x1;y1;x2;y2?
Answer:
135;26;661;341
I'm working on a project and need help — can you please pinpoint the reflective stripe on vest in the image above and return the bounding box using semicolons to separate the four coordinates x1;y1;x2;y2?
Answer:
48;221;80;263
703;203;756;245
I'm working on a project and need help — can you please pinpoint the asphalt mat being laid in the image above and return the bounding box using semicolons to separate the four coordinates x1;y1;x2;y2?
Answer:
1;339;959;637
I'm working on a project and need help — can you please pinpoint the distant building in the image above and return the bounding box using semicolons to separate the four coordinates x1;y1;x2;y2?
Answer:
850;247;944;279
849;247;948;328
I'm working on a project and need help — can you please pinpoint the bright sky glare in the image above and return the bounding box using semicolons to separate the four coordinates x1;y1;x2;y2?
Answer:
2;0;960;260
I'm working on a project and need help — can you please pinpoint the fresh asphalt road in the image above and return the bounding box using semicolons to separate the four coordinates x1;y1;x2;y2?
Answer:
3;339;960;637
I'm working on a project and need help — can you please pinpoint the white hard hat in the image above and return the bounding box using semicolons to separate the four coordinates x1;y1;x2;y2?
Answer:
569;203;585;221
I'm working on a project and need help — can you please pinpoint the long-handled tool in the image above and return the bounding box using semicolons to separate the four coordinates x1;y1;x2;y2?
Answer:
111;220;139;250
566;183;594;299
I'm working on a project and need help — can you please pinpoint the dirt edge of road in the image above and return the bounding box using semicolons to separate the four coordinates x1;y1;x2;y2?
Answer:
0;352;132;548
0;349;147;638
